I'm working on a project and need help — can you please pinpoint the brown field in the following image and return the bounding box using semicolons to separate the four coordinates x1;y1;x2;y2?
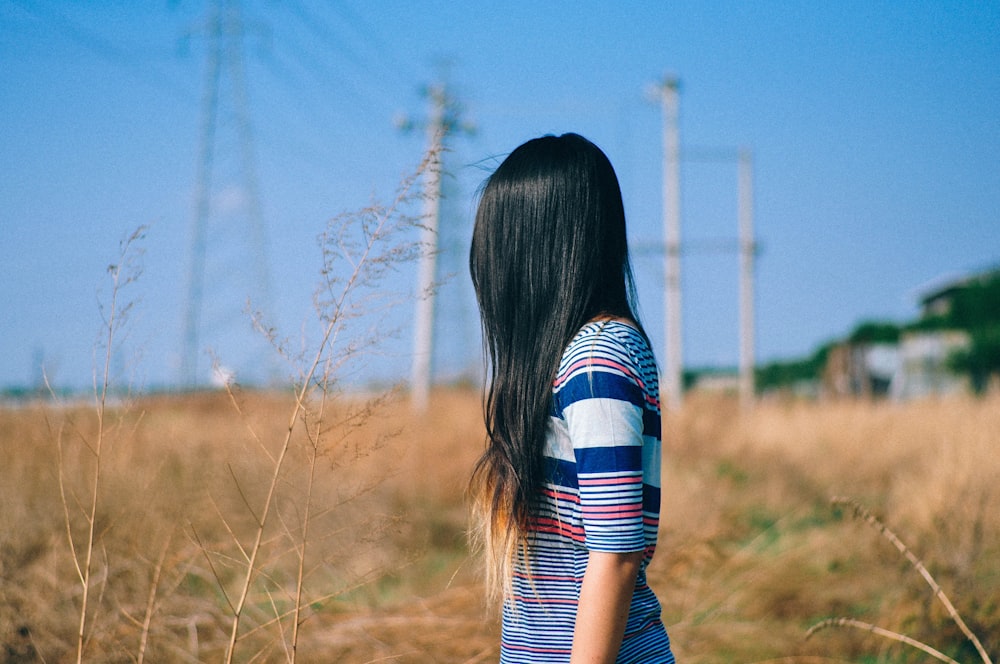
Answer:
1;387;997;663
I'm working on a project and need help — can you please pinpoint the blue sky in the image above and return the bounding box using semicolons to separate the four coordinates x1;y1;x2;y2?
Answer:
2;1;998;391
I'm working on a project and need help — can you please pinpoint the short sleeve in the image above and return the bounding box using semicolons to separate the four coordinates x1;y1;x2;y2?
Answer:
559;339;647;553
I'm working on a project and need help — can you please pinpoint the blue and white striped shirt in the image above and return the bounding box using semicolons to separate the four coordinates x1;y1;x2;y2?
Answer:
501;320;674;663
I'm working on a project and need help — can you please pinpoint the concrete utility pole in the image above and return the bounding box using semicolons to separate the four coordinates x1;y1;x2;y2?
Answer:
644;79;758;408
402;81;471;412
738;149;756;409
653;76;684;411
411;93;442;414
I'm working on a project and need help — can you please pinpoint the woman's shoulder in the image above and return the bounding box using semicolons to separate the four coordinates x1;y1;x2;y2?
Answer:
558;319;655;383
565;318;649;359
554;318;659;410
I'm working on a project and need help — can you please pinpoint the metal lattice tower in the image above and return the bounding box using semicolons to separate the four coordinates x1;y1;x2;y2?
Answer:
180;0;270;387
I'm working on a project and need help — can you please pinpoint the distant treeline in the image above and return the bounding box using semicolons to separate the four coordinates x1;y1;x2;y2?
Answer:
757;269;1000;394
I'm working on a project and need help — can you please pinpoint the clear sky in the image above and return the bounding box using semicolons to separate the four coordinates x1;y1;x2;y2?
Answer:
2;0;998;391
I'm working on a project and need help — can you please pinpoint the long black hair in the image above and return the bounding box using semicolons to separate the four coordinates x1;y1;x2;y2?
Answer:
468;133;643;600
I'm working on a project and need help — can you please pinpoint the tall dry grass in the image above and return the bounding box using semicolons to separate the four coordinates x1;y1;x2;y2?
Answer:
657;392;999;663
0;148;471;663
196;145;439;663
0;389;484;662
4;387;996;662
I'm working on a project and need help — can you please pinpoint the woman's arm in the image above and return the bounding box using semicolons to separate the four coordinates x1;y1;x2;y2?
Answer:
570;549;645;664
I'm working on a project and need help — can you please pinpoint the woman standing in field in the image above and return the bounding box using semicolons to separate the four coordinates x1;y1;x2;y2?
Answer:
469;133;674;663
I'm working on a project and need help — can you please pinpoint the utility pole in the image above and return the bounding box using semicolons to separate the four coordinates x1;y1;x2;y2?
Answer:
401;81;472;411
652;76;684;411
644;79;758;407
738;149;756;409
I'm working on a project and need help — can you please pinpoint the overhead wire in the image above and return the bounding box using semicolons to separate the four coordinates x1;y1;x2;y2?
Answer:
326;0;424;88
259;6;387;125
253;48;355;169
7;0;199;104
244;0;440;190
278;0;418;121
283;0;366;71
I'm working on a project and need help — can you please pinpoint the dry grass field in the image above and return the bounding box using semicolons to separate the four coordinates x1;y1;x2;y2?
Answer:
1;387;997;663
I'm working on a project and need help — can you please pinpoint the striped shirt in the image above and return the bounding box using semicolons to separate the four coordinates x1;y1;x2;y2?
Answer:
501;320;674;663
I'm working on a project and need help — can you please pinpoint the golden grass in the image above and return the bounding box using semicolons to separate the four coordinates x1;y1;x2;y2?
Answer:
1;388;997;662
659;392;999;663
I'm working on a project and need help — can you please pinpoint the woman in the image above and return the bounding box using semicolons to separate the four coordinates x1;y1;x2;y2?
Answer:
469;133;675;663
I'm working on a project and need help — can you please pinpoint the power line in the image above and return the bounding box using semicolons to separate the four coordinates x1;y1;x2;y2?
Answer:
263;14;386;121
9;0;197;102
326;0;423;88
268;1;425;125
284;0;366;70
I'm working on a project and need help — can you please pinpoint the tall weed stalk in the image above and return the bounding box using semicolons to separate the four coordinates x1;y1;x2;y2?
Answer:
808;496;993;664
54;227;146;663
203;147;440;663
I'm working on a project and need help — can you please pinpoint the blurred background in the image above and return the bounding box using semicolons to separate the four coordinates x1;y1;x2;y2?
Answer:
2;0;998;395
3;5;999;661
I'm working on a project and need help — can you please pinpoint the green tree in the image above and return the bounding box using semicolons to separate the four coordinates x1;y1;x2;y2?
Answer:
848;320;901;344
945;271;1000;392
755;343;832;393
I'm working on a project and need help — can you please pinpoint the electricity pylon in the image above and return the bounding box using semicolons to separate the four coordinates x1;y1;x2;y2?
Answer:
179;0;270;388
